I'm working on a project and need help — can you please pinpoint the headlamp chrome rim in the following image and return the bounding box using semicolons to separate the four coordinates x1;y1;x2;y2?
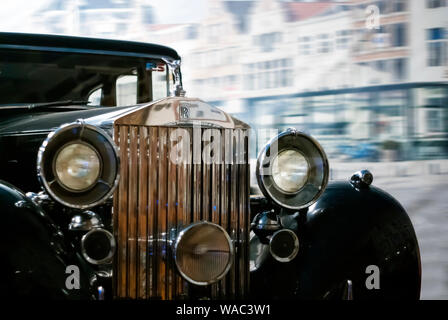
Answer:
37;120;120;209
174;221;234;286
256;128;329;210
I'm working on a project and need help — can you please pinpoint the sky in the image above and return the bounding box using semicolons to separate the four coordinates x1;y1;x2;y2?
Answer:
147;0;206;24
0;0;207;32
1;0;52;32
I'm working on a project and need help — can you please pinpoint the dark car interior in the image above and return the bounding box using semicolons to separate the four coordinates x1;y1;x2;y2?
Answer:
0;49;165;106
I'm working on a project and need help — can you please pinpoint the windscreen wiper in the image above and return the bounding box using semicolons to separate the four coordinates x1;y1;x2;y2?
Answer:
27;100;90;109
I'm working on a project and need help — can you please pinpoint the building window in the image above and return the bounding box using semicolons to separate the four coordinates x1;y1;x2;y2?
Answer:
299;36;312;55
244;58;293;90
374;60;386;71
374;0;386;13
426;28;447;66
386;0;407;13
426;0;446;8
393;0;407;12
186;25;198;39
336;30;351;49
426;109;443;132
141;5;154;24
391;23;407;47
317;34;332;54
393;58;407;80
254;32;282;52
208;24;222;42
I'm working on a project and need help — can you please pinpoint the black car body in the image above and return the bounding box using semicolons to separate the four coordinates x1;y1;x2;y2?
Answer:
0;32;421;300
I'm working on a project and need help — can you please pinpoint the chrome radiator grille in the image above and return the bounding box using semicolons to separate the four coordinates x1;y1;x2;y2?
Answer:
113;124;250;299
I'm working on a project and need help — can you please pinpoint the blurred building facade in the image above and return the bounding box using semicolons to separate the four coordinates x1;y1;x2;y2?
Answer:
33;0;154;40
30;0;448;160
147;0;448;161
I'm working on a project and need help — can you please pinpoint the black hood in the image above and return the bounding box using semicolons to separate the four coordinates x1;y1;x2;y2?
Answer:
0;105;138;136
0;105;140;193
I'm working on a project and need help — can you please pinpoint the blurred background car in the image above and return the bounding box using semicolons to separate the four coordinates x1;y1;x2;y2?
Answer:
336;142;381;161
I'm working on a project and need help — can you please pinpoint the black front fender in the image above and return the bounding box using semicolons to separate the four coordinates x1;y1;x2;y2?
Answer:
250;181;421;300
0;180;91;299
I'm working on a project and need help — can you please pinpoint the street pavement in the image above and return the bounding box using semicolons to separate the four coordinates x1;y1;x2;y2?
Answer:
373;174;448;300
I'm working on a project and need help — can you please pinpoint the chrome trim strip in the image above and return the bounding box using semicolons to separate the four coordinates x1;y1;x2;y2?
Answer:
114;97;249;129
68;211;104;231
97;286;105;301
344;280;353;300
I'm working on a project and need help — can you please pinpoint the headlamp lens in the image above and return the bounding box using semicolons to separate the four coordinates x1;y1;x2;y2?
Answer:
271;149;309;193
55;143;101;191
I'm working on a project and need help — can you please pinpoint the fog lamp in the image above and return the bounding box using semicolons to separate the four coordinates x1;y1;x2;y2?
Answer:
174;222;234;285
81;228;115;265
270;229;299;263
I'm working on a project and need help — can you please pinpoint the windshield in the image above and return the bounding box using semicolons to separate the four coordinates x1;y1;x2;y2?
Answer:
0;48;170;106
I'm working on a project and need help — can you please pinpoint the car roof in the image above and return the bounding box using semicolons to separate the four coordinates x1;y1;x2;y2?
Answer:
0;32;180;60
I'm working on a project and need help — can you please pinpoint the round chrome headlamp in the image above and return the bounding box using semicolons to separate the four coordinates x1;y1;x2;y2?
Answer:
256;128;329;210
37;121;119;209
174;222;234;286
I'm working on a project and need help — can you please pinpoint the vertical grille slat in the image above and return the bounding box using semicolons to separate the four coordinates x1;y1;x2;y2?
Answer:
219;129;229;298
202;129;211;223
238;132;248;297
137;126;148;299
229;130;238;297
210;130;220;299
157;127;168;299
116;125;129;298
167;127;177;299
127;126;139;298
114;124;249;300
148;127;158;298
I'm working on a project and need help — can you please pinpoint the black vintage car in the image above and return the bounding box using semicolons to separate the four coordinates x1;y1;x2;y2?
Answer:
0;32;421;300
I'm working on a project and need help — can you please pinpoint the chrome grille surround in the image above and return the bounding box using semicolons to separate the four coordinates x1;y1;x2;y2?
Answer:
112;97;250;299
